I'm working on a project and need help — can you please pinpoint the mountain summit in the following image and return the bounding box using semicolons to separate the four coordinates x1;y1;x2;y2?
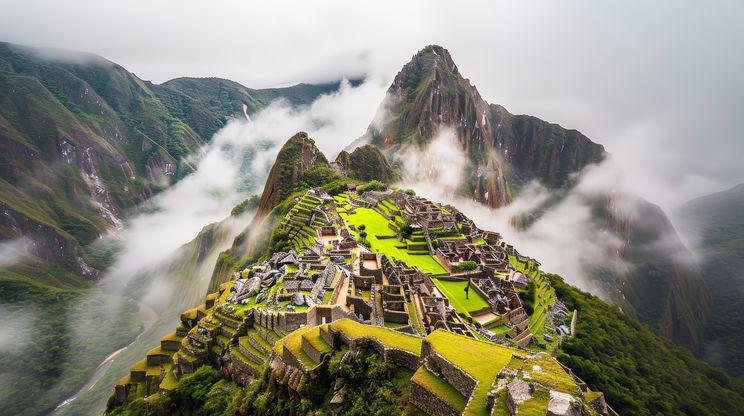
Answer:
363;45;606;207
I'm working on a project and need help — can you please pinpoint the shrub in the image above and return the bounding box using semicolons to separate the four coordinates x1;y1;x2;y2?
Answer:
452;260;477;272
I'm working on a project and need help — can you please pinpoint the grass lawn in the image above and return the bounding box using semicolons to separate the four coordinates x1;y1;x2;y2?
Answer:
330;319;421;354
432;278;489;314
523;354;580;395
273;326;318;369
425;330;518;415
490;325;511;334
342;206;447;274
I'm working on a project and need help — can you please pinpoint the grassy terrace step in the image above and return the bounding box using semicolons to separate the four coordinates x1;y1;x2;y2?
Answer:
160;331;184;345
247;328;273;352
159;370;178;391
329;319;421;355
425;330;519;416
147;346;173;361
146;362;172;377
178;349;199;364
412;367;467;413
131;358;147;372
214;309;242;324
215;335;230;348
221;325;237;337
273;326;319;369
231;347;262;372
301;326;332;354
116;374;132;386
239;336;268;363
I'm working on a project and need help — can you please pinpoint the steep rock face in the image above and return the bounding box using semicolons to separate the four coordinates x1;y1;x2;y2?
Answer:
599;193;709;352
255;132;328;218
677;184;744;375
333;143;399;183
363;45;606;207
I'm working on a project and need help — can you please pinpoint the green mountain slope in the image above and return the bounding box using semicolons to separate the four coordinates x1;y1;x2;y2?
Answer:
677;183;744;377
550;273;744;415
0;41;350;416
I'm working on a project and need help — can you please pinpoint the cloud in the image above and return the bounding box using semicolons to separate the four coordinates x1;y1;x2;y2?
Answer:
98;77;385;299
2;1;741;204
395;127;468;197
0;237;30;268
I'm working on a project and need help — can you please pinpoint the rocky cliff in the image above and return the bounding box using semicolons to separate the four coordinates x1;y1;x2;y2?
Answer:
0;42;344;289
362;45;606;207
332;143;399;183
255;132;330;219
677;184;744;375
599;193;709;352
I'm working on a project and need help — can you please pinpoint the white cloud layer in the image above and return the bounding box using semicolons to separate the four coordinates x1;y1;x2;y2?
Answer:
2;1;742;205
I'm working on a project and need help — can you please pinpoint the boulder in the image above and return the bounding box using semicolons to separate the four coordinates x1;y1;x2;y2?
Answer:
245;276;262;297
506;379;531;415
546;390;580;416
292;293;305;306
304;294;316;307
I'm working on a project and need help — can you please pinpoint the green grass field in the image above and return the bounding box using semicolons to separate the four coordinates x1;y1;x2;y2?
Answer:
432;278;489;314
341;206;447;274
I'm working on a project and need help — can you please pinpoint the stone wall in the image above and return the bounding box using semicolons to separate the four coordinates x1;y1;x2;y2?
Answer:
410;379;461;416
282;311;308;331
301;335;324;364
346;295;372;320
384;309;410;324
320;324;335;347
229;348;260;377
385;347;420;371
430;352;477;397
161;339;181;351
282;344;306;370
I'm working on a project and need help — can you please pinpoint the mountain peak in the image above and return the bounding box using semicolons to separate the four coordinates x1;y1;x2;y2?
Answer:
255;132;328;218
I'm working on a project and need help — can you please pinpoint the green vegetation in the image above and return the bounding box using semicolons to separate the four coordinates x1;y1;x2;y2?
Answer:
230;195;260;216
341;206;446;274
431;278;489;314
330;319;421;354
677;184;744;377
425;330;522;415
451;260;477;272
549;273;744;415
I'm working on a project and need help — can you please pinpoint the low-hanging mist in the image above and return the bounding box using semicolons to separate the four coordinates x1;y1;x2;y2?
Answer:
390;125;706;298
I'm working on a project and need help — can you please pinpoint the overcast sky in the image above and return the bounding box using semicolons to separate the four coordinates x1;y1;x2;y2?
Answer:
2;0;743;207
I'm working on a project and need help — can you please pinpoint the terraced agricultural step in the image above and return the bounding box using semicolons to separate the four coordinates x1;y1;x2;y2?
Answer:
238;336;268;364
230;347;262;376
247;330;272;354
213;310;242;328
215;335;230;348
221;325;237;338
